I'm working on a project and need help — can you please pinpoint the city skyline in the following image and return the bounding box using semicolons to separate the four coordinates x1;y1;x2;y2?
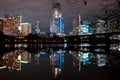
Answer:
0;0;120;80
0;0;107;34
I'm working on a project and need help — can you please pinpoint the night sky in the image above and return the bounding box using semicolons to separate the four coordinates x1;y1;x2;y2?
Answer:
0;0;106;34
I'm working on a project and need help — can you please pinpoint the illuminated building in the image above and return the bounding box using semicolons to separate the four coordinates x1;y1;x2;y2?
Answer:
94;20;106;33
35;21;40;34
19;23;32;36
70;15;81;35
50;19;58;34
57;17;64;34
0;18;6;33
70;15;92;35
78;21;91;34
50;3;64;35
2;14;22;36
106;13;120;32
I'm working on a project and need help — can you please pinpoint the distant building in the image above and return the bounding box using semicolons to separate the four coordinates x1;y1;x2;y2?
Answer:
105;13;120;32
50;19;58;34
35;21;40;34
70;17;80;35
70;15;92;35
0;18;6;33
94;20;106;33
19;23;32;36
78;21;91;34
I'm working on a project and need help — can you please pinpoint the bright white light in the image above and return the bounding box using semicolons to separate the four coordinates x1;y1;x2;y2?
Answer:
83;53;88;58
18;55;21;60
118;48;120;51
55;68;58;76
18;26;21;31
59;13;62;17
55;15;58;18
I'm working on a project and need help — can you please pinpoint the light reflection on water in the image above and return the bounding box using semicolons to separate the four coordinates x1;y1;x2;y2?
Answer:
0;44;120;80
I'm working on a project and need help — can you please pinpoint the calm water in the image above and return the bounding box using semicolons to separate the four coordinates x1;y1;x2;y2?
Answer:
0;44;120;80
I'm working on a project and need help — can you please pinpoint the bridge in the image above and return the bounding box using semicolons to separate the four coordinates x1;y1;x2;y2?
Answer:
0;32;119;44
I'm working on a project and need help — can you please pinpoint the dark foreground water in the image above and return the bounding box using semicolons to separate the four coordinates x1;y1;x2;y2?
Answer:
0;44;120;80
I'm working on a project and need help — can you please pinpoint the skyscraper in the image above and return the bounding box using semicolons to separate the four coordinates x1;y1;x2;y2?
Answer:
50;3;64;35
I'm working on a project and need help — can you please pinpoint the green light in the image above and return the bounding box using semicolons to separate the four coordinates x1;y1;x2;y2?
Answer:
20;60;29;64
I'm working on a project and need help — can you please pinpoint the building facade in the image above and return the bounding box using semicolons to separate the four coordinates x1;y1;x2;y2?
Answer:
0;18;6;33
50;3;64;35
1;14;22;36
19;23;32;36
70;15;92;35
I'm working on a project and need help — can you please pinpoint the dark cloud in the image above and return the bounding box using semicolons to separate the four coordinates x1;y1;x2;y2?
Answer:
0;0;105;34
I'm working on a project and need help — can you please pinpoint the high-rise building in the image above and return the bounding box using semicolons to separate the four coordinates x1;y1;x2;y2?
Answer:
58;17;64;34
50;3;64;35
3;14;22;36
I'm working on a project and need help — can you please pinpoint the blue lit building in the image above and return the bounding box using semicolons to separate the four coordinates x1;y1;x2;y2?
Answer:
50;3;64;35
70;16;92;35
58;17;64;34
78;21;91;35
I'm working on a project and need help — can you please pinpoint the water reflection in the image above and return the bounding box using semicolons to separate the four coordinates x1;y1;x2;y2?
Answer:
50;49;65;79
0;44;120;80
0;49;30;71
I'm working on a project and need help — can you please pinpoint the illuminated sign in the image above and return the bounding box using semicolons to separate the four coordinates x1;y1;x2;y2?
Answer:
20;60;28;64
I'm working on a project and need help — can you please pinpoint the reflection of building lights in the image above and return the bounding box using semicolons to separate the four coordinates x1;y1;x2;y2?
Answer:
55;68;58;75
97;54;107;67
118;48;120;51
0;66;7;69
59;68;61;72
40;51;46;55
